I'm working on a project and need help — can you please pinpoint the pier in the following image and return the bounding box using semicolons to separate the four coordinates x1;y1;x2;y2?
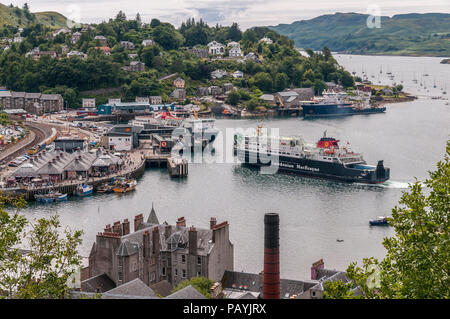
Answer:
167;157;188;178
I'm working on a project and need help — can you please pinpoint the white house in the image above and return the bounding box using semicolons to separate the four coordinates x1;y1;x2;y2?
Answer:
259;37;273;44
232;71;244;79
229;46;243;57
67;51;87;59
227;41;240;48
82;98;96;108
208;41;225;55
108;134;133;151
142;39;154;46
211;69;227;79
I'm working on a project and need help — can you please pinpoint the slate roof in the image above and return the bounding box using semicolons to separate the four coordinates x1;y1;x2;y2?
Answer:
103;278;157;297
150;280;173;297
116;240;139;256
147;203;159;224
165;285;206;299
222;270;314;299
81;273;116;293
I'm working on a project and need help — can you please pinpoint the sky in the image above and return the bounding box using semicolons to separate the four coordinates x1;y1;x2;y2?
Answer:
5;0;450;29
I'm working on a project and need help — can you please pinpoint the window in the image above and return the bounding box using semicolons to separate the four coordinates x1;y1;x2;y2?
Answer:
151;272;156;282
197;271;201;277
162;267;166;276
181;255;186;263
182;269;186;278
197;256;201;265
175;269;178;276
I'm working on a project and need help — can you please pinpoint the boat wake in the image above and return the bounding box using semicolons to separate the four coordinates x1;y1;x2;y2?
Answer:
357;180;412;189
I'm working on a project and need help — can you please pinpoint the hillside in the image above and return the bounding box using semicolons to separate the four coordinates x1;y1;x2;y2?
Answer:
0;3;70;29
270;12;450;56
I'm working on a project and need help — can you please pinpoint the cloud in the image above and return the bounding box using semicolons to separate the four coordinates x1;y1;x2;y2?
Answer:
8;0;450;29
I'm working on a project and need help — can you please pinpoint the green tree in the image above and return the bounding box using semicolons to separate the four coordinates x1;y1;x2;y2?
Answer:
171;277;215;298
324;141;450;299
252;72;273;92
228;23;242;41
0;195;83;299
323;280;361;299
226;90;241;106
274;72;289;92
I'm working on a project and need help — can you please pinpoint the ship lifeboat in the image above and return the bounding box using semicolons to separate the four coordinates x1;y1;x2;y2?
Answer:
324;148;335;155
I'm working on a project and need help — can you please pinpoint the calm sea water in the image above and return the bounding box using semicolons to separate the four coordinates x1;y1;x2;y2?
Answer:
19;54;450;280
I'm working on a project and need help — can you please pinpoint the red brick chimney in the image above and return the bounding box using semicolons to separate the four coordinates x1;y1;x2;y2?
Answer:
122;219;130;236
134;214;144;231
189;226;197;255
104;224;112;233
210;217;217;229
112;221;122;235
263;213;280;299
176;217;186;228
311;259;324;280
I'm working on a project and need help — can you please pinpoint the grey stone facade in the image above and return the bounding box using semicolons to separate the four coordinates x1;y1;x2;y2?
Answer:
0;91;63;115
86;211;234;289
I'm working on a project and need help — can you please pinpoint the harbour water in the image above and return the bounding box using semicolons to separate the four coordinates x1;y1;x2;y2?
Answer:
18;54;450;280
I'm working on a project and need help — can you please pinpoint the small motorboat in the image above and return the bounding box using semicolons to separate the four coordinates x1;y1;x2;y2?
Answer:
369;216;389;226
74;184;93;197
35;192;68;203
97;183;114;193
113;179;137;193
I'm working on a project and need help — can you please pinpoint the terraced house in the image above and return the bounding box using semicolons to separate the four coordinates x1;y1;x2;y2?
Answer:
0;90;63;115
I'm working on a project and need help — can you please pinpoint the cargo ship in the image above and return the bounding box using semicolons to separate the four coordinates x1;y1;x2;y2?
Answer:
235;129;390;184
302;92;386;118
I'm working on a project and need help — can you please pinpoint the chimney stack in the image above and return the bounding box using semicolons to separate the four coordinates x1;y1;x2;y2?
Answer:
176;217;186;228
113;221;122;236
263;213;280;299
311;259;324;280
122;219;130;235
104;224;112;233
210;217;217;229
134;214;144;231
189;226;197;255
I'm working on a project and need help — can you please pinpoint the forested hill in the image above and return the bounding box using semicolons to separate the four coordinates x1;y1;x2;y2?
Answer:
270;12;450;56
0;3;70;29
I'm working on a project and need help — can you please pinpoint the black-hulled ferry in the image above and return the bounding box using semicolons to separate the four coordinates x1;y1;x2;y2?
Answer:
235;130;390;184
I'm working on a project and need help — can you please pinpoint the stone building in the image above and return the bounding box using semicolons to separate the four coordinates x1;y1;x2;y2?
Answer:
0;90;63;115
120;41;135;50
207;41;225;55
170;88;186;101
85;211;234;289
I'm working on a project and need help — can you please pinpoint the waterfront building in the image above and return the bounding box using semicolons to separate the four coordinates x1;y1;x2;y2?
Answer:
103;124;143;151
150;96;163;105
84;211;234;289
54;138;87;153
11;148;123;182
82;98;96;108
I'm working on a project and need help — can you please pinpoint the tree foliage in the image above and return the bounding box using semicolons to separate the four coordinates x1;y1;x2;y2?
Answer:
0;195;83;298
324;141;450;299
171;276;215;298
